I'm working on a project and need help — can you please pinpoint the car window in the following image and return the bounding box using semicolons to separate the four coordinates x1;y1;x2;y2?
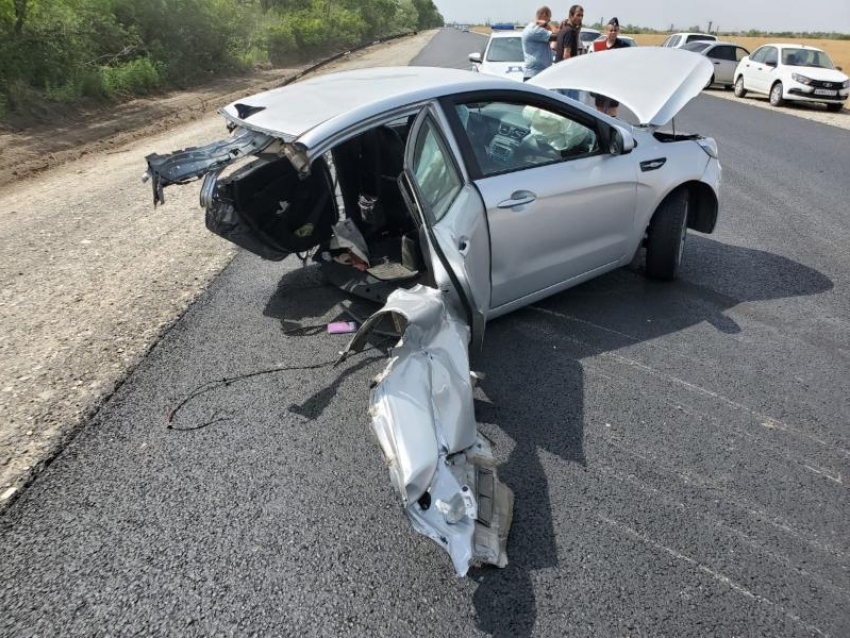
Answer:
683;42;711;53
411;118;463;223
781;47;835;69
708;45;736;61
671;35;682;47
662;36;672;47
486;37;524;62
735;47;749;62
750;47;767;63
455;101;599;177
764;47;778;65
686;34;716;43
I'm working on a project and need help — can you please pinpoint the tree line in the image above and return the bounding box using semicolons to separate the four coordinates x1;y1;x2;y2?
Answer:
0;0;444;118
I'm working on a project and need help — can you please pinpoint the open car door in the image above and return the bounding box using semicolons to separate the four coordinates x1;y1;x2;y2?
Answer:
401;105;492;350
339;105;511;576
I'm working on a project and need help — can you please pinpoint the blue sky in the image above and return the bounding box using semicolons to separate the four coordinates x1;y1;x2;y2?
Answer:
433;0;850;33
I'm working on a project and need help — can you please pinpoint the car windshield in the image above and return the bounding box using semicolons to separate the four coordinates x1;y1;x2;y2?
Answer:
682;42;711;53
580;32;599;42
782;48;835;69
486;37;523;62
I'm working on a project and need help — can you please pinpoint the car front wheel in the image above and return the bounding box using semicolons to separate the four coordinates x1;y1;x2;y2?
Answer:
770;82;785;106
646;188;689;281
734;76;747;97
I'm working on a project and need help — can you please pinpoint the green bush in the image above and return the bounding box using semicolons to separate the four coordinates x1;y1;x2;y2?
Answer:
101;57;165;96
267;22;297;65
0;0;445;118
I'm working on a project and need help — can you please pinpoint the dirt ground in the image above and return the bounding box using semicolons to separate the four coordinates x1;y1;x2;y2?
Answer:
0;30;437;506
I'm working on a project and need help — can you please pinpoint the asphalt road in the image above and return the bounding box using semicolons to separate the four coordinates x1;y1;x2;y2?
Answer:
2;29;849;638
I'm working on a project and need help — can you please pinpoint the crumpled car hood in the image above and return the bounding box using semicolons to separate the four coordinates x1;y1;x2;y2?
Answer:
341;285;513;576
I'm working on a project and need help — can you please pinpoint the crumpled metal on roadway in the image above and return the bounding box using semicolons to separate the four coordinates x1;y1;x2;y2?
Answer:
341;285;513;576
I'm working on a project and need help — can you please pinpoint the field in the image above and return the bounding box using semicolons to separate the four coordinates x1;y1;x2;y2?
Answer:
470;27;850;70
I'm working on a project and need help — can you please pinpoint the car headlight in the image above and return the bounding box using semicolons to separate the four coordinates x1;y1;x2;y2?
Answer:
843;79;850;89
697;138;718;159
792;73;813;85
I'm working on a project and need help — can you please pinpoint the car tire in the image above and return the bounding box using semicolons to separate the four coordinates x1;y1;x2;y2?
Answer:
770;82;785;106
645;188;689;281
826;103;844;113
734;76;747;97
705;74;715;89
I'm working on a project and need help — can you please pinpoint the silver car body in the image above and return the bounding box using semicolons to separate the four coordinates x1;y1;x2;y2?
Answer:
682;41;750;86
145;49;720;576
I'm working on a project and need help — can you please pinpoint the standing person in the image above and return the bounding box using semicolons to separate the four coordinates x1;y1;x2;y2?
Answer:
521;6;556;81
592;17;629;116
554;5;584;63
553;5;584;100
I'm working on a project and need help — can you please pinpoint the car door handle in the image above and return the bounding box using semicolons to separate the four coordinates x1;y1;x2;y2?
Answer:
497;191;537;209
713;61;720;65
640;158;667;172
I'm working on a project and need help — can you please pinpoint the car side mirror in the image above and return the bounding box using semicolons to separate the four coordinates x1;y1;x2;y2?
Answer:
766;61;777;68
468;52;482;64
610;126;635;155
838;66;844;72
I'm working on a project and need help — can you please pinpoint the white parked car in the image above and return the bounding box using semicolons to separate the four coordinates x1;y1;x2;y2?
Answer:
469;32;525;82
682;41;750;89
661;32;717;49
734;43;849;111
144;48;720;577
578;28;601;53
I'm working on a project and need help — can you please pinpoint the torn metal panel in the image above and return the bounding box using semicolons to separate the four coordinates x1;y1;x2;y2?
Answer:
143;129;273;206
342;285;513;576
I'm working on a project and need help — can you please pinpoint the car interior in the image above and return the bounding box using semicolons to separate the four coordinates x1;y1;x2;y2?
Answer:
201;101;601;304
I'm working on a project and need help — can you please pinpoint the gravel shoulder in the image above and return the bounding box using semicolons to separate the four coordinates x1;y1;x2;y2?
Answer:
704;86;849;130
0;30;437;506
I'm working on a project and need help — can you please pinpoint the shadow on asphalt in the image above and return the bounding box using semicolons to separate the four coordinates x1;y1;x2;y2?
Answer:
468;235;833;637
262;237;833;638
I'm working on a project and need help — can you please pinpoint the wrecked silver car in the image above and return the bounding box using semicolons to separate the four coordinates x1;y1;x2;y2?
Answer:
145;51;720;575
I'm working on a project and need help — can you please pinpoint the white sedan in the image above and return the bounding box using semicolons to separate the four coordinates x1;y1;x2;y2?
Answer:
144;48;720;577
469;32;525;82
734;43;849;111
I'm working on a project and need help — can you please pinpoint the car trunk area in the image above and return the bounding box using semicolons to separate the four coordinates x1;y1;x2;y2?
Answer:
200;119;428;305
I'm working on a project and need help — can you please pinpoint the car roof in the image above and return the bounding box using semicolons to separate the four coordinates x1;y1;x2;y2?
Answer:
489;31;520;38
671;32;716;37
221;66;528;146
772;43;824;50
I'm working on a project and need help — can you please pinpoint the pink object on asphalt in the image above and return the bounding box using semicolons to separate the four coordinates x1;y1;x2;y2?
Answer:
327;321;358;335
